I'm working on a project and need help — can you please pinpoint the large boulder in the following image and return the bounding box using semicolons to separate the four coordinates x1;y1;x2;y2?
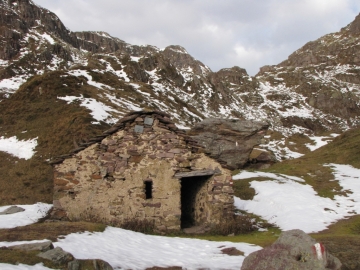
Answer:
241;229;342;270
68;259;114;270
188;118;269;170
37;247;74;265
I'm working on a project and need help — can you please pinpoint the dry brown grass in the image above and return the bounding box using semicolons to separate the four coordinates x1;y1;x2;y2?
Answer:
0;220;106;269
209;215;258;236
0;221;106;242
0;249;61;269
0;71;110;205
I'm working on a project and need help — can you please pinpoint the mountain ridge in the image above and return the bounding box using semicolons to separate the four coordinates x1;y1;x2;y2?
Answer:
1;0;360;204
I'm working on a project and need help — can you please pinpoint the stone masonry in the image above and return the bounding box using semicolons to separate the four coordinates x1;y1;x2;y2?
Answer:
52;111;234;231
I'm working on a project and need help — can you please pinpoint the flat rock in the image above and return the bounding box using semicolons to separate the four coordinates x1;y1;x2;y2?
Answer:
220;247;244;256
68;259;113;270
38;247;74;265
9;241;53;252
0;206;25;215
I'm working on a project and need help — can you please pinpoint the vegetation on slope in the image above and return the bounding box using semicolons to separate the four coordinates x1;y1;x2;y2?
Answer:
0;71;110;205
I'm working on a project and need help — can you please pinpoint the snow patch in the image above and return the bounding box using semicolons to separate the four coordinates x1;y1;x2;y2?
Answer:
58;95;118;124
54;226;261;270
0;203;52;229
234;164;360;233
0;136;37;160
0;263;52;270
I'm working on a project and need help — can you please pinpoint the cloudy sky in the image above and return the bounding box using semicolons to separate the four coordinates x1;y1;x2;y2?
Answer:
34;0;360;75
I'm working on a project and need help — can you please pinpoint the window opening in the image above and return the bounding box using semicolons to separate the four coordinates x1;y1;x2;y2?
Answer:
144;181;152;199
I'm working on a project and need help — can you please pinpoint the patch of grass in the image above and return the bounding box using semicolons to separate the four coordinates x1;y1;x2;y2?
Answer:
0;249;62;269
312;215;360;237
310;215;360;270
0;221;106;242
260;127;360;199
192;227;281;247
233;179;256;200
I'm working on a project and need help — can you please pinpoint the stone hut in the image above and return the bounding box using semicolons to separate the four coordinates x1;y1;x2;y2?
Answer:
52;111;234;231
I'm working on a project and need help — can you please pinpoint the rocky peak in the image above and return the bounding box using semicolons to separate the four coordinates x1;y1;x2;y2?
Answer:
0;0;80;60
75;31;127;53
349;12;360;35
161;45;211;76
210;66;249;85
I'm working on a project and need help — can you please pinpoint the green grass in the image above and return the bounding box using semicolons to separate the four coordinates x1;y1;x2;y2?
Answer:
186;227;281;247
257;127;360;199
230;127;360;269
310;215;360;270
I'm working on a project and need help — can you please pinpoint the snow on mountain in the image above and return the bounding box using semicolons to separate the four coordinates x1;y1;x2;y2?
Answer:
1;0;360;163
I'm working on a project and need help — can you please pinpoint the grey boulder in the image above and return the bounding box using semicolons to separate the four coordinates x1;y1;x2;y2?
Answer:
8;241;53;252
37;247;74;265
189;118;269;170
241;229;342;270
0;206;25;215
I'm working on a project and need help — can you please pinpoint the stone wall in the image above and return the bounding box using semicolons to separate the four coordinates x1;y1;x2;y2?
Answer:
53;111;234;231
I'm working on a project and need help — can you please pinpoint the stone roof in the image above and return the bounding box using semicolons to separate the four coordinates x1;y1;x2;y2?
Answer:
49;110;201;165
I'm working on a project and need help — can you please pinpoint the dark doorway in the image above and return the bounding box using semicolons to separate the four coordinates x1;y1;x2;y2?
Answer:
180;175;210;228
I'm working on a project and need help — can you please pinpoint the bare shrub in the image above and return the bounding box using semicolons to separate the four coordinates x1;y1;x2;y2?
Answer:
119;219;156;234
210;215;257;236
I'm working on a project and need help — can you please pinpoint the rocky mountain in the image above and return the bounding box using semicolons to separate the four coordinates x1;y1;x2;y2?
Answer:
1;0;360;203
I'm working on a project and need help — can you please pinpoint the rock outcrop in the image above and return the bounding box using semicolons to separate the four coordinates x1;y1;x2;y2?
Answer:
8;241;53;252
241;229;342;270
0;205;25;215
188;118;269;170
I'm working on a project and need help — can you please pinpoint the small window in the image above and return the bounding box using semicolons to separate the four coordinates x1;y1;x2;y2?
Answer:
144;181;152;199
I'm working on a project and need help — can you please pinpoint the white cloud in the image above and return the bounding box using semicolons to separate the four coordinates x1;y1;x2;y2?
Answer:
34;0;360;75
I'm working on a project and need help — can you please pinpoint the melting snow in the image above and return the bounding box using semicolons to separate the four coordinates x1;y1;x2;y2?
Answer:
0;263;52;270
130;56;141;62
58;95;118;124
0;75;29;93
0;203;52;229
0;136;37;160
68;69;114;90
234;164;360;233
39;33;55;44
54;227;261;270
305;134;339;151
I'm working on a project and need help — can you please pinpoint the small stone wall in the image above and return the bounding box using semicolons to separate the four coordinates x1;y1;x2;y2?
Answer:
53;111;234;231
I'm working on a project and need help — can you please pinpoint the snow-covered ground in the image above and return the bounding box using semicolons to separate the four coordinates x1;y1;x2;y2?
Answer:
57;95;119;124
0;205;261;270
1;163;359;269
0;136;38;160
0;203;52;229
54;227;261;270
234;164;360;233
0;263;52;270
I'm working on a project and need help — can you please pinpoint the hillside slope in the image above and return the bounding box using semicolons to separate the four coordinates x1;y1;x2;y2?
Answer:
1;0;360;204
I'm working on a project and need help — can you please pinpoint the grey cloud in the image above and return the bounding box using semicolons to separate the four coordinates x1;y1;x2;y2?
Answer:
35;0;360;75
